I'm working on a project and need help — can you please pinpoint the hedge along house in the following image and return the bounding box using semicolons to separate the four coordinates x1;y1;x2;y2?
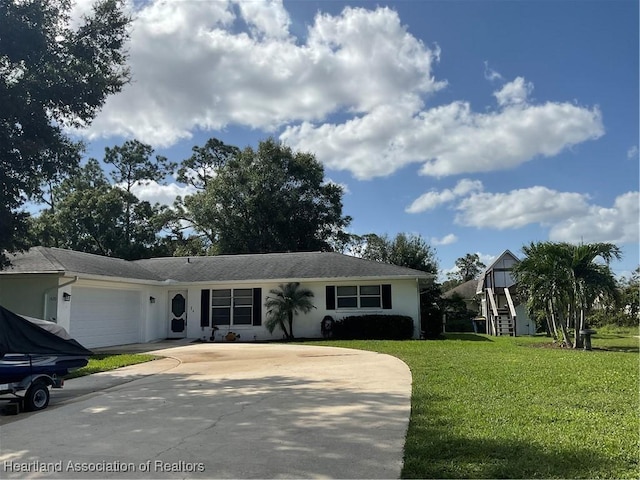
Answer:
475;250;535;336
0;247;430;348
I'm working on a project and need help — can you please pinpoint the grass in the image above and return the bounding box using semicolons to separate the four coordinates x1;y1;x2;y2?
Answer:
64;353;158;379
308;333;639;479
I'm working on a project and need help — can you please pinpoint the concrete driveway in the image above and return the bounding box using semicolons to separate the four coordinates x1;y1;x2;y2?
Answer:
0;343;411;479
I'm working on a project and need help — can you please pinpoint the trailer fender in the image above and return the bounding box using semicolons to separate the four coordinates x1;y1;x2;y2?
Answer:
17;374;59;391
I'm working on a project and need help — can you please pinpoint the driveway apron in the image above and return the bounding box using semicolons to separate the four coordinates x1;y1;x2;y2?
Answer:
0;343;411;479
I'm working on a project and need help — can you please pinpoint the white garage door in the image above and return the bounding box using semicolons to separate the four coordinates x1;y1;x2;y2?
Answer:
70;287;142;348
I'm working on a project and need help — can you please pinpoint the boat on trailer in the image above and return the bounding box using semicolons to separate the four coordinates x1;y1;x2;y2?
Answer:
0;306;92;412
0;354;89;384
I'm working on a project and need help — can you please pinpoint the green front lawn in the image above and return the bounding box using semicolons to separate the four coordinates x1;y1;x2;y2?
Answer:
64;354;158;379
315;334;639;479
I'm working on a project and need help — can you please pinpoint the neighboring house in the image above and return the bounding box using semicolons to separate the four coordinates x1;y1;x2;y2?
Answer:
475;250;536;336
0;247;429;348
442;279;480;312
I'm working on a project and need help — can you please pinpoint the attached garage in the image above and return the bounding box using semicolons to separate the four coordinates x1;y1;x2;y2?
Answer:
70;287;142;348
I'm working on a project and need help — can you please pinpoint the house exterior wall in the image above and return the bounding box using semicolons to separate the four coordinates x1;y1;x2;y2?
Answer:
0;274;60;320
1;273;423;347
186;278;421;342
515;304;536;335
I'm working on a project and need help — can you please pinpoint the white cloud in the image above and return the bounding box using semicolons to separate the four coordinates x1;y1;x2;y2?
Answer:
627;145;638;159
477;253;497;268
447;185;638;245
483;61;503;82
549;191;639;244
283;82;604;180
79;3;444;146
406;178;482;213
432;233;458;246
493;77;533;106
128;181;197;207
455;186;591;229
236;0;291;40
72;1;604;183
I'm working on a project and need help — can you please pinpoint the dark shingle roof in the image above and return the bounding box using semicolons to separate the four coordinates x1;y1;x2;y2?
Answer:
1;247;431;283
442;279;479;299
2;247;162;281
134;251;431;282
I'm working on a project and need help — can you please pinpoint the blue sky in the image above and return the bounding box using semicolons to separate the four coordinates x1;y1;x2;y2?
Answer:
68;0;639;279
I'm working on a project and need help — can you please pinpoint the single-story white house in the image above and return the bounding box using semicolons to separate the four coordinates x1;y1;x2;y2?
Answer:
476;250;536;336
0;247;430;348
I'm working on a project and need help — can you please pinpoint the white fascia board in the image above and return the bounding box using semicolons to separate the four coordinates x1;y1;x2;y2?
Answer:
183;274;431;287
60;273;432;288
63;271;166;286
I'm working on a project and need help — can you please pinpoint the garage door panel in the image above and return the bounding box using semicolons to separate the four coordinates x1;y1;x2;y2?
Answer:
70;288;141;348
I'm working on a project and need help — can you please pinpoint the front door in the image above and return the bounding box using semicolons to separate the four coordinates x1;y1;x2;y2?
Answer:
168;291;188;338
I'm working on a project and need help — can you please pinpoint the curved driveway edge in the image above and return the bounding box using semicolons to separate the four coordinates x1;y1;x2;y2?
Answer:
0;343;412;479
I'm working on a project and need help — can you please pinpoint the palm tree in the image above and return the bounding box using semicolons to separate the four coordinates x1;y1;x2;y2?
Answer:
567;242;621;347
514;241;621;348
265;282;316;340
514;242;574;346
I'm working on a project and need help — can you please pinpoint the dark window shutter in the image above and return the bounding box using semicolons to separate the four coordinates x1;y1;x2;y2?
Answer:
253;288;262;326
382;284;392;309
325;285;335;310
200;289;210;327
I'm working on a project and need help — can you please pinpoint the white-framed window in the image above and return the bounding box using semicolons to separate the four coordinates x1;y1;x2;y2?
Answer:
212;288;253;326
336;285;382;309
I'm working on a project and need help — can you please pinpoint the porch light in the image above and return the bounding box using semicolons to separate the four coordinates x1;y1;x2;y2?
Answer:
62;292;71;301
149;296;156;304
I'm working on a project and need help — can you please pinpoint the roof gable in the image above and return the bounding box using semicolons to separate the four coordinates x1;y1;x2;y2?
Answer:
483;250;520;272
476;250;521;293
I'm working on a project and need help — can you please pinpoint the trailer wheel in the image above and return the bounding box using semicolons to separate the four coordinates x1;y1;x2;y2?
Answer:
24;381;50;411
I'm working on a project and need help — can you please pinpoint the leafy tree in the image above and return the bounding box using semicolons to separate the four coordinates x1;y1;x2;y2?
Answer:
177;138;240;191
349;233;390;262
354;233;437;274
182;138;351;254
588;267;639;328
619;267;640;323
0;0;130;267
29;157;172;259
455;253;486;282
388;233;438;274
265;282;316;340
103;140;176;247
441;253;487;291
420;279;444;339
441;293;477;332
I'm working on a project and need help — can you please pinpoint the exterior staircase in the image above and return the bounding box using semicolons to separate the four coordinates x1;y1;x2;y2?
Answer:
494;310;515;336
